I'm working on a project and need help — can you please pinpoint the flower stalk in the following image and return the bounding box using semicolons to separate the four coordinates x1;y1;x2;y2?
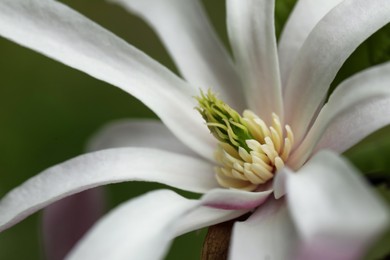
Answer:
201;214;250;260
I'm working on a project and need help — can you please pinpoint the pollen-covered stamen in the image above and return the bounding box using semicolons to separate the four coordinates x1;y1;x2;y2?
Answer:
196;90;294;191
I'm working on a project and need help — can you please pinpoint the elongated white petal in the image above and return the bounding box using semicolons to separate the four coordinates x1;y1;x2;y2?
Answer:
0;148;217;232
66;190;198;260
229;198;298;260
0;0;215;158
87;119;195;156
287;151;390;260
112;0;245;110
175;206;247;236
314;98;390;155
67;191;247;260
284;0;390;143
201;188;272;210
43;188;105;260
278;0;343;85
289;63;390;168
227;0;282;123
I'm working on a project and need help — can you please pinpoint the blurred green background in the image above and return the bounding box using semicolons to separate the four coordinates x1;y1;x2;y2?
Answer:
0;0;389;259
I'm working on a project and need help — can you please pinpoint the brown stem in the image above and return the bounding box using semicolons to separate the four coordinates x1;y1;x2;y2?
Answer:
201;214;250;260
201;220;234;260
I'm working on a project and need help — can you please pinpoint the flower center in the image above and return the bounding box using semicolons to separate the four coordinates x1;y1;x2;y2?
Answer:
196;90;294;191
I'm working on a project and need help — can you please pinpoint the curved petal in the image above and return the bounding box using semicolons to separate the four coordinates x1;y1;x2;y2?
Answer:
0;0;215;158
0;148;217;233
66;190;198;260
112;0;245;110
314;98;390;155
42;188;105;260
284;0;390;143
201;188;272;210
273;168;288;199
87;119;196;156
289;62;390;168
174;206;247;236
229;197;298;260
278;0;343;85
287;151;390;260
227;0;282;123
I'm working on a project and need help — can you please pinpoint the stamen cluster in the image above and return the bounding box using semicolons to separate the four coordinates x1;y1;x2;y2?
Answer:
197;91;294;191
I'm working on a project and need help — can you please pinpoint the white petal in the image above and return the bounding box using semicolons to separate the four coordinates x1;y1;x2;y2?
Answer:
66;190;198;260
273;168;288;199
229;198;298;260
176;188;276;235
0;148;217;232
314;98;390;155
174;206;247;236
287;151;390;260
278;0;343;85
227;0;282;123
289;63;390;168
42;188;105;260
0;0;215;158
201;188;272;210
284;0;390;143
87;119;195;156
112;0;245;110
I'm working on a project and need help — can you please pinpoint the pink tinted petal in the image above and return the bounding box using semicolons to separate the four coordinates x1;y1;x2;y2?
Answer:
297;240;368;260
201;188;272;210
66;190;198;260
284;0;390;143
278;0;343;85
287;151;390;260
227;0;283;123
174;206;247;236
0;148;217;233
112;0;245;110
229;197;298;259
43;188;105;260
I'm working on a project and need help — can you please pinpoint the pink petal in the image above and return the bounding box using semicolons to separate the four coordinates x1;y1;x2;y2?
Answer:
42;188;105;260
66;190;198;260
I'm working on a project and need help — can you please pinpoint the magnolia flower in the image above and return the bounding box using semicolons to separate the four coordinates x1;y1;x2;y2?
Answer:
0;0;390;259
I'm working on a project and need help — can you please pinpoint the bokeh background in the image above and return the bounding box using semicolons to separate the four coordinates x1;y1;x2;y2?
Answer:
0;0;389;259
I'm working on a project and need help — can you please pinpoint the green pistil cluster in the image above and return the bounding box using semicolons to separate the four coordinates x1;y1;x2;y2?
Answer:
196;90;253;152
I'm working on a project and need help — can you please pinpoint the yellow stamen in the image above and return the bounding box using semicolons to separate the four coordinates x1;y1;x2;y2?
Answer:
196;91;295;191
